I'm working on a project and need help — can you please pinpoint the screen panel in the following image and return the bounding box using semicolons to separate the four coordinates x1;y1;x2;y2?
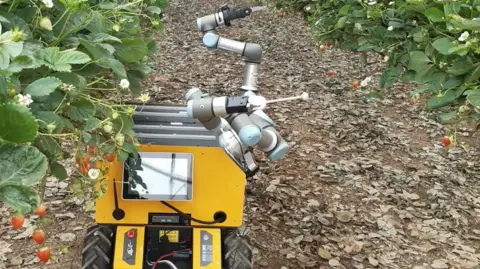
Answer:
122;152;193;201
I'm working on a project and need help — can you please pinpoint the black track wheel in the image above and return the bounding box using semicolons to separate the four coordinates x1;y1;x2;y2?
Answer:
81;225;116;269
223;229;253;269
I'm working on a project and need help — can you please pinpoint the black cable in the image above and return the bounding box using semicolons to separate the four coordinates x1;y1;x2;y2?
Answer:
160;201;218;225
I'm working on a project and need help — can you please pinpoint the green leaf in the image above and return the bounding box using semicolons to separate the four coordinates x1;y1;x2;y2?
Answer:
117;150;129;162
147;6;162;14
34;111;63;130
146;40;158;54
432;37;454;55
336;16;347;29
58;50;91;64
83;131;92;143
87;33;121;43
443;76;464;89
50;162;67;180
439;111;456;123
40;47;91;71
448;44;469;56
0;75;6;95
20;41;43;59
338;5;350;15
7;55;35;72
448;59;475;75
465;65;480;84
408;51;431;72
426;88;464;110
380;65;402;89
128;62;153;74
450;15;480;31
79;39;113;60
0;104;38;143
67;99;95;121
0;12;31;38
24;77;62;97
467;91;480;109
122;142;136;154
34;136;61;160
98;43;115;54
0;49;9;69
413;28;427;43
126;70;145;96
113;113;135;137
3;41;23;58
85;117;101;131
0;185;40;214
425;7;444;22
99;2;117;9
86;11;112;33
0;142;48;186
98;58;126;77
51;72;87;90
15;7;36;22
114;38;148;63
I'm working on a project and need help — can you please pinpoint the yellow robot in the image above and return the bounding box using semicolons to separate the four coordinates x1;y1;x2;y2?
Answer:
80;5;306;269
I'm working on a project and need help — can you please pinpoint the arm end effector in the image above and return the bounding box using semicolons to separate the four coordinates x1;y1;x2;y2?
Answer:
186;94;290;161
196;6;253;33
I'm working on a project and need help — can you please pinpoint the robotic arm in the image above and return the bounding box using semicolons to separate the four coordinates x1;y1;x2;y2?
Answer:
187;5;308;173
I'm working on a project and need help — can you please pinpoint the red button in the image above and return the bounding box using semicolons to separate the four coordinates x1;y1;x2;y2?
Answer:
127;230;135;238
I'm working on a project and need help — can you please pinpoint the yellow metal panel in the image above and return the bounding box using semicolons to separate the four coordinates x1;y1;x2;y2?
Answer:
113;226;144;269
96;145;245;227
193;228;222;269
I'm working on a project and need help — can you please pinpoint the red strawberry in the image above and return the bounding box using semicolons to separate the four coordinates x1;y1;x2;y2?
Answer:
11;215;24;230
33;229;46;244
442;136;451;147
36;247;50;263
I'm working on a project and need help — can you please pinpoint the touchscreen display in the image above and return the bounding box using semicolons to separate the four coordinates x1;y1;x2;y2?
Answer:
123;152;193;201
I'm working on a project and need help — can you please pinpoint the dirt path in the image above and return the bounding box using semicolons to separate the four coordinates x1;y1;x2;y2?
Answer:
2;0;480;268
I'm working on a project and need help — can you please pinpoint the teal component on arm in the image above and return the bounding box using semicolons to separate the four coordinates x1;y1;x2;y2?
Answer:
268;140;289;161
238;125;261;146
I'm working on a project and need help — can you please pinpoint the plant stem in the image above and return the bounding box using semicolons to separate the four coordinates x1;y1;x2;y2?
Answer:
87;76;106;86
54;93;67;113
38;171;49;201
52;8;70;28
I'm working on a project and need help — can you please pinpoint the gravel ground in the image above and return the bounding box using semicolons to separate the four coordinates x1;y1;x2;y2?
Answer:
1;0;480;268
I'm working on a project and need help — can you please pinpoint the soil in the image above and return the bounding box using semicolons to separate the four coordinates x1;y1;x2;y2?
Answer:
2;0;480;269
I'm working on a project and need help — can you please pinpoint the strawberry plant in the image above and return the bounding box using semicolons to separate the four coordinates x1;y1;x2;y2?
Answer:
0;0;167;245
277;0;480;124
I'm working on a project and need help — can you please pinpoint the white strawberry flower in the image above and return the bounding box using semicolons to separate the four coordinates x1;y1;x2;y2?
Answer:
458;31;469;42
119;79;130;89
360;76;372;87
17;94;33;106
137;93;150;103
42;0;53;8
387;26;394;31
61;83;74;92
88;169;100;180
